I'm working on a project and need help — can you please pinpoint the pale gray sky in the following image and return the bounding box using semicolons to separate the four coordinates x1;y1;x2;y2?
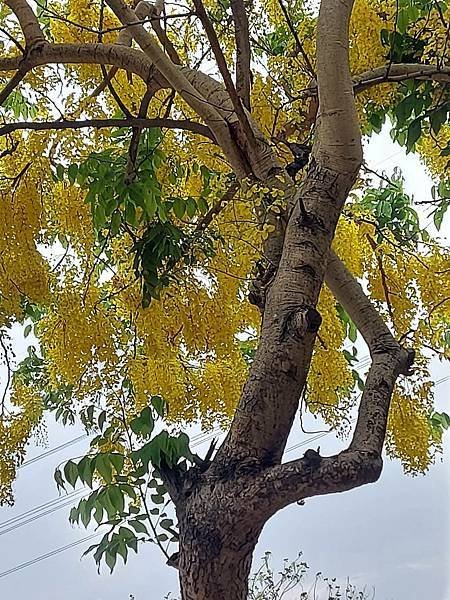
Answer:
0;130;449;600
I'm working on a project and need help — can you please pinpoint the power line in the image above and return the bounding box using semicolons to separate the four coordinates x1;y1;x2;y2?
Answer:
19;434;89;469
0;488;82;530
0;492;86;537
7;374;450;536
1;375;448;576
0;429;224;579
0;533;101;579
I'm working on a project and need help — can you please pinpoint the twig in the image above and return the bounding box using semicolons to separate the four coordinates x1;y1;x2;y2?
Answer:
125;83;157;183
195;181;239;232
275;0;316;79
100;63;132;117
0;330;13;416
0;68;28;106
191;0;258;153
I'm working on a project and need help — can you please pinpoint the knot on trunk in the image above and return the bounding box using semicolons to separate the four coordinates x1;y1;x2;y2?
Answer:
282;306;322;340
399;347;415;375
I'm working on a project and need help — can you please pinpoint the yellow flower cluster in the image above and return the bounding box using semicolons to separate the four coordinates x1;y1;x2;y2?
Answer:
0;381;43;505
417;125;450;180
38;282;117;387
307;286;355;428
386;384;435;474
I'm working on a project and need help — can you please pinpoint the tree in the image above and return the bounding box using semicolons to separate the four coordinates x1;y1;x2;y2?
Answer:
0;0;449;598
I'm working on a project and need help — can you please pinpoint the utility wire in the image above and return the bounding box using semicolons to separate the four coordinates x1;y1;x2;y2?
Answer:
0;488;82;530
0;493;86;537
0;533;101;579
5;374;450;537
18;425;220;470
19;434;89;469
0;428;223;578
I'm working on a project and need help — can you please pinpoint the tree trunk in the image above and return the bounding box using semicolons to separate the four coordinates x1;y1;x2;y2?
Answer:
176;492;262;600
178;540;255;600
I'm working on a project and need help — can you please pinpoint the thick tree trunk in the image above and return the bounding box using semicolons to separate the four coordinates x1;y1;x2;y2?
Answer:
178;539;255;600
174;481;264;600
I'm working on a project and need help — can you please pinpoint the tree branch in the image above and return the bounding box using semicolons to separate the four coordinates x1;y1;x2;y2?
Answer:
314;0;362;169
230;0;251;109
125;84;158;182
105;0;250;178
253;448;382;515
324;251;414;454
4;0;46;49
0;43;155;81
147;1;182;65
0;67;28;106
191;0;258;154
252;251;416;514
300;63;450;98
0;117;216;140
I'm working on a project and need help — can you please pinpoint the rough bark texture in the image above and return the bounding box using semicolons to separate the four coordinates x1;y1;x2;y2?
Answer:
0;1;422;598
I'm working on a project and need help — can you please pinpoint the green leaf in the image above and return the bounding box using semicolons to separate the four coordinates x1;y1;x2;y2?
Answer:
430;106;448;135
406;118;422;152
110;210;122;236
170;432;193;461
24;324;32;338
78;499;92;528
78;456;95;488
130;406;154;438
64;460;79;488
96;453;113;484
109;453;125;475
93;504;104;525
438;181;450;198
397;8;409;34
56;164;65;181
116;540;128;564
98;410;107;431
97;489;117;519
151;493;165;504
159;518;175;531
197;196;209;215
186;197;197;219
129;519;148;534
173;197;186;219
107;485;125;515
143;191;157;219
124;202;137;226
93;202;106;230
69;506;79;524
105;550;117;573
151;395;166;417
54;468;66;491
433;202;449;231
68;163;78;184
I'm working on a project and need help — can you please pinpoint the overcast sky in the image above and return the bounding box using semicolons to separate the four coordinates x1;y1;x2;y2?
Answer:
0;130;449;600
